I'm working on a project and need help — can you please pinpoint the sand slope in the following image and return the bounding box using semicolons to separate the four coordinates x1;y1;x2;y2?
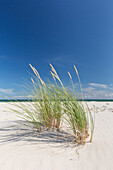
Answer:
0;102;113;170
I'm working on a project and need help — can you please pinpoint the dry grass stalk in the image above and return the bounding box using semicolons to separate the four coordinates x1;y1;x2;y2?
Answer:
31;78;35;84
29;64;45;86
68;72;72;79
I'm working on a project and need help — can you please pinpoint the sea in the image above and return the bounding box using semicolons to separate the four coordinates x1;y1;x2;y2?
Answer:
0;99;113;102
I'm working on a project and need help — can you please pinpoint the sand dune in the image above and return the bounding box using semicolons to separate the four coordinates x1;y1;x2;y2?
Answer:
0;102;113;170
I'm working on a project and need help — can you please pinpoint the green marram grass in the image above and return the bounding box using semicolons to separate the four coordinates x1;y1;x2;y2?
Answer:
10;64;94;145
49;64;94;144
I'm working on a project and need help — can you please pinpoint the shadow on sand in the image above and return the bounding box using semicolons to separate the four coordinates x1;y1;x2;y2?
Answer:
0;120;77;148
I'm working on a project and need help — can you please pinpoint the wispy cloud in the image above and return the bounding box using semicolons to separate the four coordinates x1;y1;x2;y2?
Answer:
13;95;34;99
0;88;14;94
83;87;95;92
82;83;113;99
89;83;107;89
0;56;7;59
83;90;113;99
45;55;83;68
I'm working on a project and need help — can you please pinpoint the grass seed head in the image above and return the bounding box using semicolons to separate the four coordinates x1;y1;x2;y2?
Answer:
49;63;57;76
29;64;45;86
74;65;78;77
68;72;72;79
31;78;35;84
50;71;56;81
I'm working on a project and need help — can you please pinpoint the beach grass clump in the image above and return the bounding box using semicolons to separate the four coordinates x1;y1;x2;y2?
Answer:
9;65;64;132
9;79;63;132
49;64;94;144
29;64;64;131
9;63;94;145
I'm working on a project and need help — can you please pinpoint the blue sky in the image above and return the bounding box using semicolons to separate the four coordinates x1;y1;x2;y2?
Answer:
0;0;113;99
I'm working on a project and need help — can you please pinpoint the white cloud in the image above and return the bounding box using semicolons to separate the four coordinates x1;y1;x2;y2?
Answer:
83;87;95;92
13;95;34;99
82;83;113;99
0;88;14;94
107;93;113;97
89;83;107;89
83;90;106;99
83;89;113;99
110;84;113;87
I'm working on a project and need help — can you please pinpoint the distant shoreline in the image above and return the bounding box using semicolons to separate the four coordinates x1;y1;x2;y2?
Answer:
0;99;113;102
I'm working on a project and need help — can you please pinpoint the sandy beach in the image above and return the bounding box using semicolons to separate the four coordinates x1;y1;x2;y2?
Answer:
0;101;113;170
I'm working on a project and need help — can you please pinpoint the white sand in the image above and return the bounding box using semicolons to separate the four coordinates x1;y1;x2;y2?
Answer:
0;102;113;170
